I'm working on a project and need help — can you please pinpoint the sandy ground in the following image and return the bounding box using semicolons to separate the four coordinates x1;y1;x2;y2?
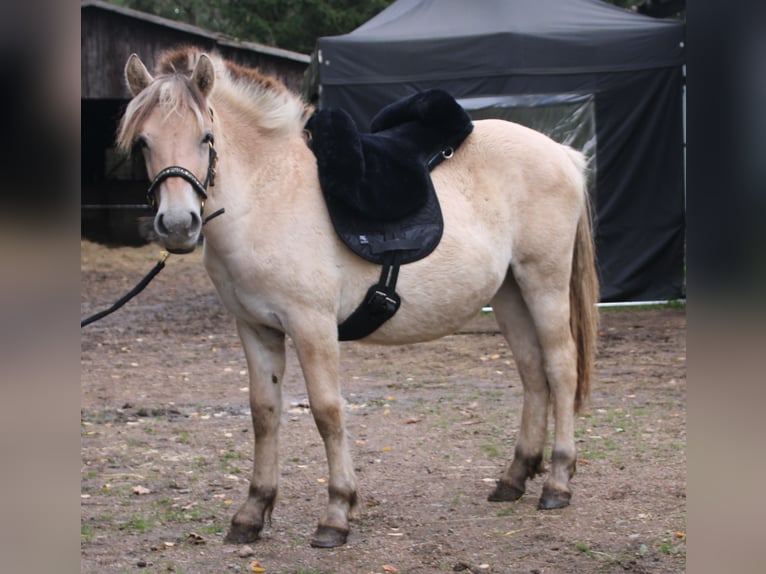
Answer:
81;240;686;574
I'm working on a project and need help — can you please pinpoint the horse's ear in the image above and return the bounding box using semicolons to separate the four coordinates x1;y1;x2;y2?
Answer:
125;54;153;96
191;54;215;98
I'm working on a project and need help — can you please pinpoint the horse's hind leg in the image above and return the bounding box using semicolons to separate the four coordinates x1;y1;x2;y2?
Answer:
225;322;285;544
487;274;549;502
514;262;580;509
491;261;580;509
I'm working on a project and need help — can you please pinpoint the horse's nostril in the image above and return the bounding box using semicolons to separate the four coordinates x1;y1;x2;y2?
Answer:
156;213;169;236
190;211;201;232
155;209;201;240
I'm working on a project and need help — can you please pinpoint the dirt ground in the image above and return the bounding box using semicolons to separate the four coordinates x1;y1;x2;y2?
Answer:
81;240;686;574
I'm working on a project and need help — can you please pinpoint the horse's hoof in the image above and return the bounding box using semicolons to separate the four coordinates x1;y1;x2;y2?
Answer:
487;481;524;502
224;522;262;544
538;488;571;510
310;525;349;548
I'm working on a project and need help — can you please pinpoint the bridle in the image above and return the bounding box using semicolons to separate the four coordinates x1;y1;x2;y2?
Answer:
146;139;217;209
144;109;225;225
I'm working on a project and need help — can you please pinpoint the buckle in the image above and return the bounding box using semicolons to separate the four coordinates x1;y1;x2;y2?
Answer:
367;289;398;316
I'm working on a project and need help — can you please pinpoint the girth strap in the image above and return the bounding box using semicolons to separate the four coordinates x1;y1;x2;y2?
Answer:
338;252;402;341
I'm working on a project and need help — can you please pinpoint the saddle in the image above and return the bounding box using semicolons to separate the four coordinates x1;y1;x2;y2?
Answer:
305;89;473;340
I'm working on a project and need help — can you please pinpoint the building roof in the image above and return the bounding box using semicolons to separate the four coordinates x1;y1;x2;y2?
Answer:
81;0;310;65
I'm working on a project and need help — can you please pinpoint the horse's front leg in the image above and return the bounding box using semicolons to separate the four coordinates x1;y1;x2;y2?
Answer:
225;321;286;544
291;313;358;548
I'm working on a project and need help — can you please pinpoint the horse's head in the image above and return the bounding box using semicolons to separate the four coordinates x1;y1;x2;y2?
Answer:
118;53;217;253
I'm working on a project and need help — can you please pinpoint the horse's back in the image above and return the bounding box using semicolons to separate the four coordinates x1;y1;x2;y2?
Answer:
358;119;587;344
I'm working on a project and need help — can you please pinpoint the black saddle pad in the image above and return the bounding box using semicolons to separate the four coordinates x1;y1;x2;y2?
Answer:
306;89;473;265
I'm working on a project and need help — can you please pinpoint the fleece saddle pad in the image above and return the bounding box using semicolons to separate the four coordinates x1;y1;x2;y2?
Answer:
305;89;473;266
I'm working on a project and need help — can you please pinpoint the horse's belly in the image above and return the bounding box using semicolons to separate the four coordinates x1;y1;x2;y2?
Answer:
361;248;508;344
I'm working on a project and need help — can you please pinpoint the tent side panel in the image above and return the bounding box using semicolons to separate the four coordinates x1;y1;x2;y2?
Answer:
594;67;686;301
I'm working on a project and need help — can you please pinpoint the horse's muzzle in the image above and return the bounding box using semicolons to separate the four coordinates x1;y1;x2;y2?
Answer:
154;209;202;253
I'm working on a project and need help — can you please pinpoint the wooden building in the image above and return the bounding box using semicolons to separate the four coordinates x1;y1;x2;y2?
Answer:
82;0;310;244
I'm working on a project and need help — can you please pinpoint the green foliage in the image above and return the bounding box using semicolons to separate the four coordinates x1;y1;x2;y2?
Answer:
81;524;95;540
479;444;500;458
575;542;594;558
108;0;395;54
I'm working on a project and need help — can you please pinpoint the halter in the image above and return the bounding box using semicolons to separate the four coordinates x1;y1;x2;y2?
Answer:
145;107;224;224
145;138;218;210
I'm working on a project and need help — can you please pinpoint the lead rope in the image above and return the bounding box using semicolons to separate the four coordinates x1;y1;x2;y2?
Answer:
80;250;170;328
83;108;224;327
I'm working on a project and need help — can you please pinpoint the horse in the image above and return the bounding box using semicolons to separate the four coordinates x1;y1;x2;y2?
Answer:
117;47;599;549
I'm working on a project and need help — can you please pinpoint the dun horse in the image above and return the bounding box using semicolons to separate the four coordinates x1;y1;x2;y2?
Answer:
117;48;599;548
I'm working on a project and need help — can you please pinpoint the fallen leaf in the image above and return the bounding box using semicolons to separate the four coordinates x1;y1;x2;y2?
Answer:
186;532;206;545
249;560;266;572
674;531;686;539
382;446;392;452
382;565;399;572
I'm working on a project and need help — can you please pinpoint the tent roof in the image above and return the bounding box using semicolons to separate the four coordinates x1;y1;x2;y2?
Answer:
318;0;684;84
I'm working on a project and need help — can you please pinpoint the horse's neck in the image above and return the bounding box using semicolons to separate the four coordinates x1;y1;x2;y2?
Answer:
212;108;295;193
203;110;320;254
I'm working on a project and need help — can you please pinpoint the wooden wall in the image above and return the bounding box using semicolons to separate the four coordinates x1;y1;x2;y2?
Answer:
82;1;310;99
81;1;310;244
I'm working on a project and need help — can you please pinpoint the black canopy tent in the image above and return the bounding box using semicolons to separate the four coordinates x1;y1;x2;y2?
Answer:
310;0;685;302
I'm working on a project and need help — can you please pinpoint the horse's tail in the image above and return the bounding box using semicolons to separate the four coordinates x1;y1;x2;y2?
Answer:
564;147;600;413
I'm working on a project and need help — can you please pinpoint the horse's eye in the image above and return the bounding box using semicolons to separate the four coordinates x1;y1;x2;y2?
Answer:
132;137;148;154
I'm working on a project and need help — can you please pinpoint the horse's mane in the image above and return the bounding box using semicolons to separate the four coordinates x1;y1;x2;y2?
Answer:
117;46;309;151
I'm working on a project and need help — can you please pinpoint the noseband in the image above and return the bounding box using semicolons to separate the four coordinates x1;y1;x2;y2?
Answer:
146;139;218;211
